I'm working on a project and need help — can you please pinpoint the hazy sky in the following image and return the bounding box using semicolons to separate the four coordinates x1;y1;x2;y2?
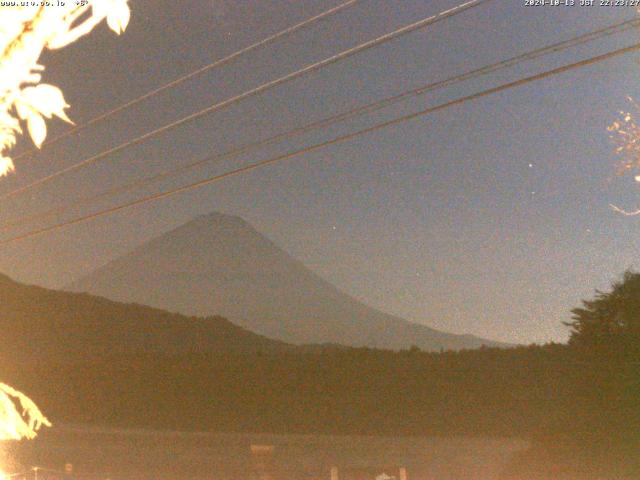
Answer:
1;0;639;344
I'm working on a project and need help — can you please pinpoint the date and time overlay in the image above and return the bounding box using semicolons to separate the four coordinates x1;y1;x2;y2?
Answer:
2;0;639;8
525;0;640;7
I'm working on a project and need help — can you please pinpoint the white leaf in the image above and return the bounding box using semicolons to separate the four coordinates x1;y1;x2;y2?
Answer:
106;0;130;35
15;102;32;122
26;112;47;148
20;84;73;123
91;0;109;21
0;157;15;177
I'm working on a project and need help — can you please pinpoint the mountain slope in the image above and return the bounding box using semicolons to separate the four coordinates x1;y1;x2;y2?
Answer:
68;212;507;351
0;273;287;363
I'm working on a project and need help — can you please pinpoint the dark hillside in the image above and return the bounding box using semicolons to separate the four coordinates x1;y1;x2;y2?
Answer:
0;273;288;362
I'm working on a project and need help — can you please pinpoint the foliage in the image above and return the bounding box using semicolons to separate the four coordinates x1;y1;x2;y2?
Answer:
0;383;49;440
0;0;131;441
608;100;640;215
0;0;130;176
566;270;640;357
608;101;640;179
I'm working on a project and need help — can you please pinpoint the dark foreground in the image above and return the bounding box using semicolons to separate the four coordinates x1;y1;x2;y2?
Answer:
0;273;638;479
7;426;528;480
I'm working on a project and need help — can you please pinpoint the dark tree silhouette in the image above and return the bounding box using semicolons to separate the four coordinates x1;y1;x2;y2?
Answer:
566;270;640;357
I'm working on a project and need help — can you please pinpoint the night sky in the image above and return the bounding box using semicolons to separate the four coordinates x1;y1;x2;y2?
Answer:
1;0;639;344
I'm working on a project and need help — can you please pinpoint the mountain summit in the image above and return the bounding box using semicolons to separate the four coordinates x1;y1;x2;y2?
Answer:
68;212;506;351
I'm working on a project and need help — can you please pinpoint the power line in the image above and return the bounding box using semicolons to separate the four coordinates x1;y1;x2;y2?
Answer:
2;17;638;232
0;0;492;201
2;41;638;245
10;0;360;162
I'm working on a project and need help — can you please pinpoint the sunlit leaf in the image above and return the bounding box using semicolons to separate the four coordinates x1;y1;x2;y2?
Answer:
106;0;131;35
20;84;73;123
15;101;32;122
0;157;15;176
0;384;51;440
26;111;47;148
1;0;130;172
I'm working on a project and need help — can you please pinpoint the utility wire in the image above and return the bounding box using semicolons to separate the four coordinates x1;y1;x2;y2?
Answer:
2;41;638;245
0;0;492;201
1;17;638;232
10;0;360;162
